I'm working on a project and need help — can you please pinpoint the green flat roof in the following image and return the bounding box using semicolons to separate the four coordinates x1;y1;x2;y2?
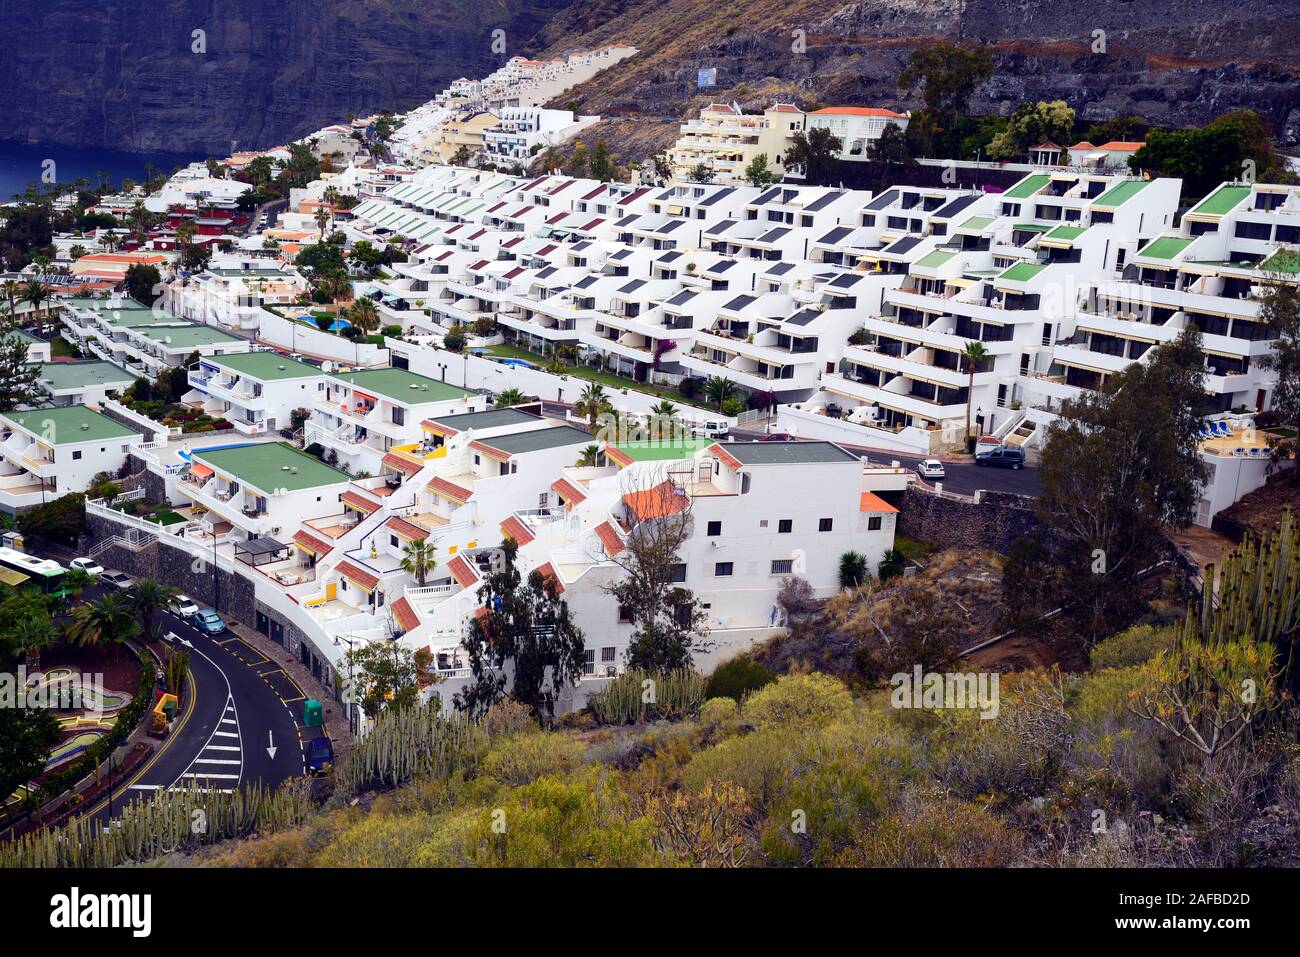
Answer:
1003;174;1051;200
997;262;1046;283
2;404;138;445
193;442;350;493
137;326;246;348
958;215;995;231
609;437;715;461
1012;223;1052;234
1092;180;1150;208
1137;236;1194;261
1044;225;1087;242
330;367;471;404
913;250;957;270
1189;185;1251;218
11;329;41;344
37;361;135;392
207;352;322;381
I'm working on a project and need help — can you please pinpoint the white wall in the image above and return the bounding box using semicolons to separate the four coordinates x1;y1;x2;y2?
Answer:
259;309;390;367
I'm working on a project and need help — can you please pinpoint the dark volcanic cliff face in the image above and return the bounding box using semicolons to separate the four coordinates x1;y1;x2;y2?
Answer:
0;0;576;154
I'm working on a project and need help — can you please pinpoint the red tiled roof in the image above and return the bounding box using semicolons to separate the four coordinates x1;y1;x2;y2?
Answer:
381;452;422;476
341;490;379;515
421;419;457;437
623;481;690;522
1097;140;1144;151
470;439;509;460
594;521;625;556
337;560;379;591
293;529;334;557
551;477;587;505
392;596;420;632
502;236;523;248
860;491;899;514
708;443;743;471
386;516;429;540
535;561;564;593
447;554;478;588
427;476;473;502
617;187;649;205
812;106;908;118
578;218;603;232
502;266;525;280
546;212;566;225
582;185;608;200
500;515;535;546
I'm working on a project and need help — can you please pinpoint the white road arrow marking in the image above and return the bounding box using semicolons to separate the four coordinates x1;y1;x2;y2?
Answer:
266;730;277;759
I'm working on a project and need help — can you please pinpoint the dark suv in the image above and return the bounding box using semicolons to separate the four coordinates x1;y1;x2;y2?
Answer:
974;445;1025;470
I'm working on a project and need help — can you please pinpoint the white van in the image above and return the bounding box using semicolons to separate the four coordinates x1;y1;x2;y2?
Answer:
691;419;730;439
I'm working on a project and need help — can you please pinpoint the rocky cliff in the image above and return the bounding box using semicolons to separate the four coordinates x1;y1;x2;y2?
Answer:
0;0;575;154
525;0;1300;162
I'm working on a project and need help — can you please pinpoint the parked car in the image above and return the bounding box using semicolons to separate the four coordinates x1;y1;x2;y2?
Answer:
975;445;1026;470
690;419;730;439
69;557;104;577
915;459;946;480
99;571;134;591
174;595;200;619
194;609;228;635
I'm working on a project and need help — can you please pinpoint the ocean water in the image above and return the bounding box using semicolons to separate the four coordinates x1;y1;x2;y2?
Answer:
0;140;205;202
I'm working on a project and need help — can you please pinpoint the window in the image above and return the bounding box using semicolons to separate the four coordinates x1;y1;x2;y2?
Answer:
770;559;793;574
390;535;399;547
601;646;616;662
868;516;882;531
72;450;82;460
818;518;833;532
778;519;792;534
707;520;722;536
669;563;687;583
582;649;596;675
714;562;733;576
618;604;634;623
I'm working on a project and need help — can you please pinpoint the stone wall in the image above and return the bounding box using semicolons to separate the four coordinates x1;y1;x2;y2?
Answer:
897;485;1042;554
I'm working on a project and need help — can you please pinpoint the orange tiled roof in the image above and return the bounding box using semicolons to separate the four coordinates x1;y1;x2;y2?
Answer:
859;491;899;514
428;476;472;502
500;515;535;546
469;439;509;461
293;529;334;556
812;106;907;118
386;516;429;540
337;560;379;591
392;596;420;632
1097;140;1144;151
447;554;478;589
708;443;743;470
382;451;422;476
623;480;689;522
594;521;625;556
535;561;564;593
341;489;379;515
551;477;586;505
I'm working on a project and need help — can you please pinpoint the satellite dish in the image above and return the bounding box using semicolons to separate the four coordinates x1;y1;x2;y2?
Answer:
321;360;334;373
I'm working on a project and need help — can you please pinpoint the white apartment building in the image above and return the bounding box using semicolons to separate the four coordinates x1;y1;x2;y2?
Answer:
61;296;252;377
0;405;146;510
36;360;136;407
803;107;911;162
186;352;326;436
482;108;599;164
669;103;805;184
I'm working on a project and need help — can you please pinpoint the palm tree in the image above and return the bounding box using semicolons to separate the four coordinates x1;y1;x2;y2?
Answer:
576;444;602;467
67;593;140;658
1;279;21;319
314;205;331;239
575;382;611;429
9;616;57;671
399;538;436;586
494;388;527;409
348;297;381;337
704;376;737;412
62;567;93;606
23;280;48;325
961;340;990;447
130;578;180;642
838;551;868;590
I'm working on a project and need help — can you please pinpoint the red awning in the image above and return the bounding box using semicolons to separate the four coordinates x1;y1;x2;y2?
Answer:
392;596;419;632
337;560;379;592
500;515;535;546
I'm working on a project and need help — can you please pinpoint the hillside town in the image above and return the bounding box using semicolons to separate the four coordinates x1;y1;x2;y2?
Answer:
1;34;1298;885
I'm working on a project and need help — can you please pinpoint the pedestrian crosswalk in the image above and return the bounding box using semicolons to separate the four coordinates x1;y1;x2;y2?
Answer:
171;695;243;793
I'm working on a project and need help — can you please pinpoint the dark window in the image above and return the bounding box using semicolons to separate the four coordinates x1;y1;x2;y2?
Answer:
770;559;793;574
390;535;399;547
778;519;792;533
714;562;734;576
868;516;882;531
818;518;833;532
618;604;634;622
669;563;687;583
707;520;722;536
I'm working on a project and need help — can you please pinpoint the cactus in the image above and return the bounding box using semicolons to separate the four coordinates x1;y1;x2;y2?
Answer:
588;668;707;725
340;703;486;795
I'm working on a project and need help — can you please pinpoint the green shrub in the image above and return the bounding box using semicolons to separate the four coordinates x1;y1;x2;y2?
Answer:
743;673;853;729
704;656;775;703
588;668;707;724
481;731;584;787
699;697;738;725
1090;623;1177;670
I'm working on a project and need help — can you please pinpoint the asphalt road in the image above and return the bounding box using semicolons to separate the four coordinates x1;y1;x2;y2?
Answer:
76;588;306;826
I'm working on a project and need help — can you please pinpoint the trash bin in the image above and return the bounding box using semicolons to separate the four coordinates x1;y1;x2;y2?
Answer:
304;698;323;727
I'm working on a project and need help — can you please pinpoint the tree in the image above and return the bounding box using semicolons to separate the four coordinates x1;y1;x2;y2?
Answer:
785;128;843;184
1034;327;1208;642
494;388;527;409
66;592;140;657
343;638;432;715
987;100;1076;160
399;537;436;587
898;42;995;157
588;140;615;182
567;141;589;179
688;162;714;185
961;340;989;444
867;124;913;165
62;566;92;607
22;279;49;323
704;375;738;412
0;706;59;803
1256;253;1300;481
17;493;86;547
0;330;44;411
348;297;381;337
443;326;466;353
605;472;706;672
314;205;331;239
1129;110;1294;199
129;578;180;642
743;153;776;188
576;444;601;467
838;551;868;590
7;615;57;670
124;262;162;305
575;382;611;429
456;538;586;722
